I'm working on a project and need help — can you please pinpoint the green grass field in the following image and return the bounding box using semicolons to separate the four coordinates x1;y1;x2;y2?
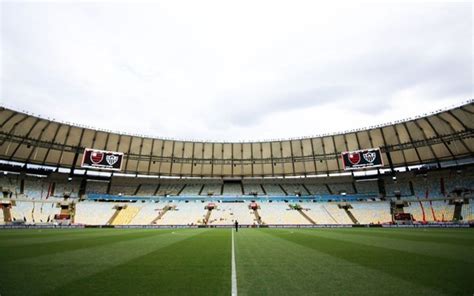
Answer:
0;228;473;296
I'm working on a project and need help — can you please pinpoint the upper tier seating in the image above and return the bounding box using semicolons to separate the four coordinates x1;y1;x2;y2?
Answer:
243;184;264;195
222;184;242;196
180;184;203;196
385;180;412;197
54;180;81;198
23;179;47;199
282;184;310;196
200;184;222;196
355;181;379;195
0;175;20;194
444;175;474;192
136;184;159;196
304;184;330;195
86;181;109;194
262;184;286;196
109;184;138;196
411;177;442;198
328;183;355;194
156;184;184;196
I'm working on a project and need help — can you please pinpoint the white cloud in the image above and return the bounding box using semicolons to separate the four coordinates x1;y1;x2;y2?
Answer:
1;1;472;141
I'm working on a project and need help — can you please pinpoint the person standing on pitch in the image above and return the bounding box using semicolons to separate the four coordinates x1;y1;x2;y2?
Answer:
234;220;239;232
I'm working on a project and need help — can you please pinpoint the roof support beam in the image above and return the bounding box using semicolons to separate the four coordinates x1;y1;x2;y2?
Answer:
190;141;195;176
0;110;19;128
412;120;440;167
25;120;52;163
8;117;41;161
460;105;474;115
377;128;395;173
298;139;306;176
321;138;329;176
445;111;473;155
331;135;341;172
424;117;456;162
269;143;275;177
309;138;318;175
56;125;72;167
69;128;86;174
289;141;296;176
393;124;418;164
147;139;155;175
123;136;133;173
41;124;62;166
0;114;28;147
136;137;145;174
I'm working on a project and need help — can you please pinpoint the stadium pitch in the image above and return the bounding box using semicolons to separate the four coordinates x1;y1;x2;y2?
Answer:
0;228;473;296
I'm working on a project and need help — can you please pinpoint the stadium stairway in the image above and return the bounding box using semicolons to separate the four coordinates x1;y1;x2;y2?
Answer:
106;208;120;225
253;208;262;225
343;208;359;224
322;205;339;224
151;205;174;224
2;206;12;222
453;203;463;221
428;201;437;221
203;208;213;225
418;201;427;222
296;208;316;225
108;206;140;225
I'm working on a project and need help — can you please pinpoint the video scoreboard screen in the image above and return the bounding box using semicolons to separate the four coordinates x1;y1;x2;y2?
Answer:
341;148;383;170
81;148;124;171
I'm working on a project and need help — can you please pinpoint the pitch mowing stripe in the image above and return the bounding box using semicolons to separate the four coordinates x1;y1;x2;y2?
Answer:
265;228;474;295
332;228;474;244
231;228;238;296
0;229;154;247
235;229;442;296
293;228;474;263
49;229;230;296
0;229;167;263
1;229;203;296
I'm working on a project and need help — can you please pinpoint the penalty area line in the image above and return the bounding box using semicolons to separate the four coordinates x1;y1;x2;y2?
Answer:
231;228;238;296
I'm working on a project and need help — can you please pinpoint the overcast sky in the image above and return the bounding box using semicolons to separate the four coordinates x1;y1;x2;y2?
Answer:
1;1;472;141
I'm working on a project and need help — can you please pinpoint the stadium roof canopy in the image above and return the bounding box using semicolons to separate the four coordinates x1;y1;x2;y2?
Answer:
0;102;473;178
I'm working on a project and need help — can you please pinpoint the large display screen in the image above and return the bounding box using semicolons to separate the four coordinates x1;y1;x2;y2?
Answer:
81;148;124;171
341;148;383;170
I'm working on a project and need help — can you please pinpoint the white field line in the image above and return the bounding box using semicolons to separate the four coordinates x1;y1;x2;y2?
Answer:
231;229;238;296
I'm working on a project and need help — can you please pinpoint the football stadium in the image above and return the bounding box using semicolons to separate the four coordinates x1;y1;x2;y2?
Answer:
1;2;473;296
